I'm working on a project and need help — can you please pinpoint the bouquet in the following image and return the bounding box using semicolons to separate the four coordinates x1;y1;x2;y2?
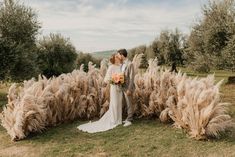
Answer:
110;73;125;86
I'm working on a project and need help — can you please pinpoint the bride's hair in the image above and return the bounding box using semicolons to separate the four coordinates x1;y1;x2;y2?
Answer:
109;54;116;64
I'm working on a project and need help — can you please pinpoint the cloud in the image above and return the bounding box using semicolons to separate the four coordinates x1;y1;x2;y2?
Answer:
21;0;208;52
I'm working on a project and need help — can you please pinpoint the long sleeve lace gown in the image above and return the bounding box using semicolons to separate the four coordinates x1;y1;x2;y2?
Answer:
77;65;123;133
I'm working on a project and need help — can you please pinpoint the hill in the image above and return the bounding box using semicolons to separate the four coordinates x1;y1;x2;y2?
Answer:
91;50;116;59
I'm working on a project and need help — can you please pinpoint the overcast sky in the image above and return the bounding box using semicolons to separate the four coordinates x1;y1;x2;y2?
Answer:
20;0;208;52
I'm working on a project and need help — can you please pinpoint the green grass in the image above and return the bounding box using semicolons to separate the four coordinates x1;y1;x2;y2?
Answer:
0;119;234;157
179;67;235;83
0;70;234;157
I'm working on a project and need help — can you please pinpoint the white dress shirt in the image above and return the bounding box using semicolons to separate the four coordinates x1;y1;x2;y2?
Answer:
121;59;128;72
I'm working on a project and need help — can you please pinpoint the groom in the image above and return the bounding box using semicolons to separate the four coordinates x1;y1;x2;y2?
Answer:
117;49;135;127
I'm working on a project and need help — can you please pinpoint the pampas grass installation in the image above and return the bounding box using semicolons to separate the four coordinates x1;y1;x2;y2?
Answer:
0;63;109;141
0;55;233;141
132;56;233;140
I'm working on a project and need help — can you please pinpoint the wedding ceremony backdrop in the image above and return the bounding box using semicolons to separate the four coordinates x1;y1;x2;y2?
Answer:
1;55;233;141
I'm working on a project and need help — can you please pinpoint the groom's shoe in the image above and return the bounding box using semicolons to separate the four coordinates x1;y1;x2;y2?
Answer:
123;121;132;127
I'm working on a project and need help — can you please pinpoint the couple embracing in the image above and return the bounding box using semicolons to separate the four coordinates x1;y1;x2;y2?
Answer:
77;49;135;133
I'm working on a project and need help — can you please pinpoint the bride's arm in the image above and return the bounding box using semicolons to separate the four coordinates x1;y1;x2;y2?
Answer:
104;65;112;84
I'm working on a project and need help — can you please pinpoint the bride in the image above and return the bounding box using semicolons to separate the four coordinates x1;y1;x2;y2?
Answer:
77;54;123;133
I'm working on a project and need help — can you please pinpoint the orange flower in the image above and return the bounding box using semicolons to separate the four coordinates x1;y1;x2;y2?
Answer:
111;73;125;84
112;74;120;83
119;73;124;84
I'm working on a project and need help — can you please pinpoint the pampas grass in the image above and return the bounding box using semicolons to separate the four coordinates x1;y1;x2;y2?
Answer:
1;62;109;141
0;55;233;141
133;56;233;140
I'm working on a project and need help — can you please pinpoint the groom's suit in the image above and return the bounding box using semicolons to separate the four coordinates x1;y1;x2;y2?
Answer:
121;59;135;121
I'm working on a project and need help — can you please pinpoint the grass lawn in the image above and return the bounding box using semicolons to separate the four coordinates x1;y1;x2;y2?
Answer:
0;70;234;157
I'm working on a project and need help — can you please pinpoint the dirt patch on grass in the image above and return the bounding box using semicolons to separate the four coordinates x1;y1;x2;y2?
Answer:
91;152;109;157
0;146;41;157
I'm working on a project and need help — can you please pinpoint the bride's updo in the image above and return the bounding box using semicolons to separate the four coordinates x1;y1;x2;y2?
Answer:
109;54;116;64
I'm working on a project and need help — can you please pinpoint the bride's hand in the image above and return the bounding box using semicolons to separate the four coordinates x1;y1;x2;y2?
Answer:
126;90;131;96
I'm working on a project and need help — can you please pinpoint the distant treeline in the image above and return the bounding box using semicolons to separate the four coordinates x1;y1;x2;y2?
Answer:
0;0;235;81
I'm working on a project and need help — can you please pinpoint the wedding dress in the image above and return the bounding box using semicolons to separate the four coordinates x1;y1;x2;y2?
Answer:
77;64;123;133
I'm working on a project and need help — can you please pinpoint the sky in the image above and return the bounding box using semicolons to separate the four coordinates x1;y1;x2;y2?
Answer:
20;0;208;52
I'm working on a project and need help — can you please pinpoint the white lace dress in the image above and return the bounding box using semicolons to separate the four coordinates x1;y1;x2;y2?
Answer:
77;65;123;133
